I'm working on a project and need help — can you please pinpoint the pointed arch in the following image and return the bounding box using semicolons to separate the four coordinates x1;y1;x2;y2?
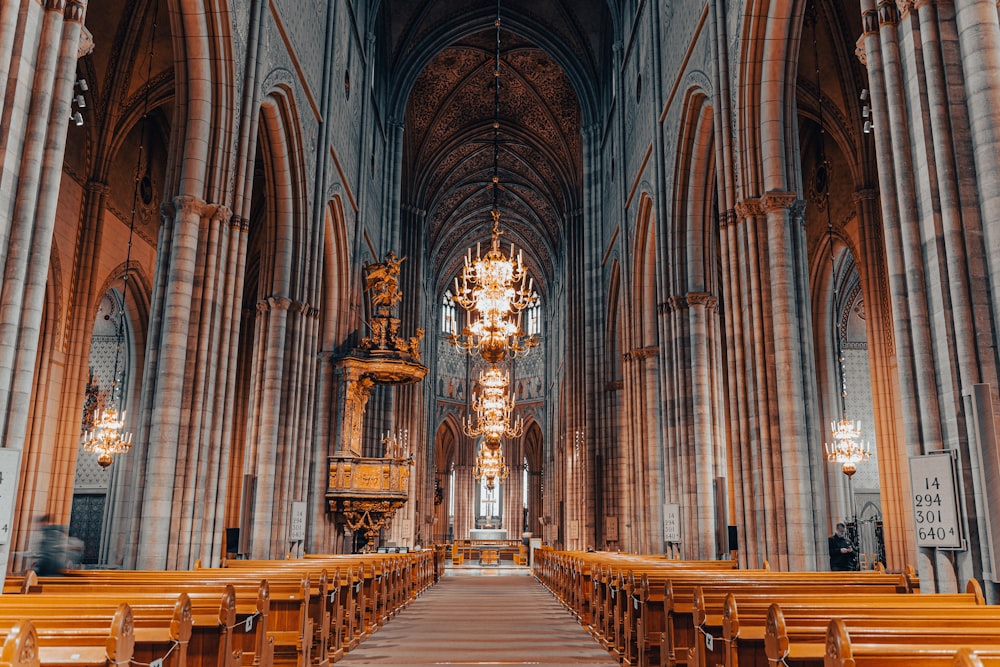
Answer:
164;0;237;201
322;196;352;349
736;0;806;195
257;84;310;298
671;86;718;297
632;193;658;348
605;258;622;382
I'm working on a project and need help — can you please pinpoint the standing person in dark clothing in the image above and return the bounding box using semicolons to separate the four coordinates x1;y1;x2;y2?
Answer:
828;522;856;571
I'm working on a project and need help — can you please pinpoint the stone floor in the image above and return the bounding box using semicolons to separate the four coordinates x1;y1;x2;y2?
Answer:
335;563;619;666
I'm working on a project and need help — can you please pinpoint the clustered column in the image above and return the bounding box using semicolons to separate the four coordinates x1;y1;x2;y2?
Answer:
0;0;89;578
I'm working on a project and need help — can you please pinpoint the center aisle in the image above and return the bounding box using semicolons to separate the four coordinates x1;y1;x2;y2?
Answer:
336;566;620;666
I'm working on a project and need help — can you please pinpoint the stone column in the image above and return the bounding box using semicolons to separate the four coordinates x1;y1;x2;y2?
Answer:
0;0;89;582
726;199;771;568
312;351;338;552
0;0;69;439
247;295;291;558
134;195;203;568
725;196;816;570
953;0;1000;327
860;0;950;586
852;187;912;570
717;210;745;560
686;292;722;558
764;192;817;570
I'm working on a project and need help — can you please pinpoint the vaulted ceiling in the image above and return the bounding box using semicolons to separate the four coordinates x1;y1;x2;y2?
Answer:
386;0;611;297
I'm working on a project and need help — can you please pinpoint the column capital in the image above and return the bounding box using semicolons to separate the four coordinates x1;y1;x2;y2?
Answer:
627;346;659;361
862;7;879;35
289;300;317;316
65;0;87;22
686;291;718;309
265;295;293;311
855;35;867;67
173;194;207;218
205;203;233;226
877;0;900;26
665;295;688;312
761;191;800;214
45;0;67;12
718;209;738;228
735;197;764;219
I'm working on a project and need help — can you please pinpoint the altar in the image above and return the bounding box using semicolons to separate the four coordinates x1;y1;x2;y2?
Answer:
469;528;507;540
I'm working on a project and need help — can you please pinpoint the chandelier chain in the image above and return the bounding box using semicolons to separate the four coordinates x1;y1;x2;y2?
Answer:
812;6;870;476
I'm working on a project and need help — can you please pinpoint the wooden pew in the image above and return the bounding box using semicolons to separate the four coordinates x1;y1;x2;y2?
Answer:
223;555;421;661
0;621;40;667
709;581;985;667
625;561;743;667
656;570;912;667
213;563;331;667
16;584;244;667
25;574;275;667
533;550;741;667
0;603;133;667
823;617;1000;667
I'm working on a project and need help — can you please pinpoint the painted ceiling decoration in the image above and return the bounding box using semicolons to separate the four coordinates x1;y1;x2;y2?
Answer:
391;0;609;295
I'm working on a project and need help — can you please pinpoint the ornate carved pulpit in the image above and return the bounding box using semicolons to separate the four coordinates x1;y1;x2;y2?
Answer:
327;253;427;551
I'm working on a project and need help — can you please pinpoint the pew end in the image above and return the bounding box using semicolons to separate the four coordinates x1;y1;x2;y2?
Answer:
0;622;40;667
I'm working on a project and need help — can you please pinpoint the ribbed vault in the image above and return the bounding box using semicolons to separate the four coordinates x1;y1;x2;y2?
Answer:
388;0;608;297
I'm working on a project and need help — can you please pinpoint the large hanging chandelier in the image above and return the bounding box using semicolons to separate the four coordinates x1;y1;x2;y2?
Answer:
448;0;537;365
474;441;510;491
83;399;133;468
464;365;524;445
825;417;870;477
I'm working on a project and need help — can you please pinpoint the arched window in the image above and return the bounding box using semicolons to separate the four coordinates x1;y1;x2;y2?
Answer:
524;293;541;336
442;289;457;334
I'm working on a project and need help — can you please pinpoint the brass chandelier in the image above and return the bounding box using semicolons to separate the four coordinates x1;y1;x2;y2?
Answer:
83;388;132;468
825;417;870;477
464;365;524;445
448;0;537;365
474;440;510;491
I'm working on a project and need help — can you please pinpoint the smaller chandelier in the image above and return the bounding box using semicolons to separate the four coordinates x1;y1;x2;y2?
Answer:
474;441;510;490
465;365;524;444
83;405;132;468
825;418;870;477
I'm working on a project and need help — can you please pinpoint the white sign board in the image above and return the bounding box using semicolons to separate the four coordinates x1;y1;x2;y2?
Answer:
568;519;580;540
288;501;306;542
909;451;963;549
663;503;681;543
0;449;22;545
